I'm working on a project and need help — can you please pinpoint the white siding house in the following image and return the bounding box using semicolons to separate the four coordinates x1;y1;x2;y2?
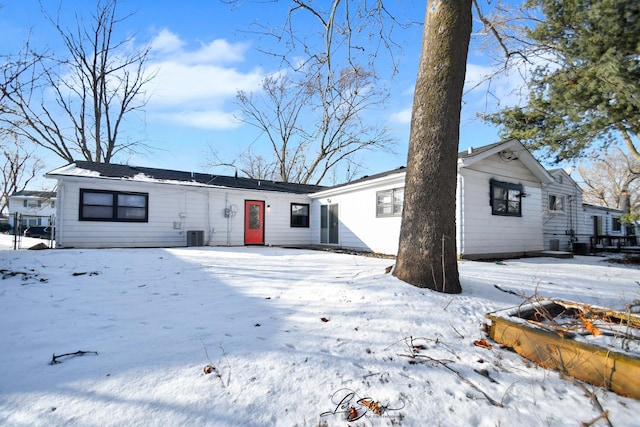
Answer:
46;140;632;256
582;204;634;252
540;168;584;251
7;190;57;231
46;162;323;249
311;168;406;255
541;169;636;253
310;139;554;259
456;140;553;259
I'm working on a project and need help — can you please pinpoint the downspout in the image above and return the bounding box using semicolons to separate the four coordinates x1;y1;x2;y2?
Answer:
457;173;464;258
225;193;231;246
206;190;212;245
55;183;63;248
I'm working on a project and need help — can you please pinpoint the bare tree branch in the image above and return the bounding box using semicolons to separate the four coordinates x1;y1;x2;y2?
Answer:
1;134;46;214
228;68;393;185
0;0;156;164
577;148;640;212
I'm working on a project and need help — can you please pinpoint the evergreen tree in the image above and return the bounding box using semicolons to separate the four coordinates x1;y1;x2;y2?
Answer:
485;0;640;163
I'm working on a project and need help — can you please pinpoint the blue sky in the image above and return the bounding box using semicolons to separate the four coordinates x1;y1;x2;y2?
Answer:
1;0;529;188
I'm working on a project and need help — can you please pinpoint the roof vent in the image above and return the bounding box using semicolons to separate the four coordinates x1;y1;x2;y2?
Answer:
467;147;473;154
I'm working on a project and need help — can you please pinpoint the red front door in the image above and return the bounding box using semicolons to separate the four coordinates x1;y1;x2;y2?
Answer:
244;200;265;245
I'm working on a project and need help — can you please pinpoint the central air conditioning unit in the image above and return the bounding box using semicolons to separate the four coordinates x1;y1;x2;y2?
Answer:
187;230;204;247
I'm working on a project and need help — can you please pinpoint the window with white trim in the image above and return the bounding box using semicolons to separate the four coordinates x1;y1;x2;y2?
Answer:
376;188;404;217
612;216;622;232
548;194;565;213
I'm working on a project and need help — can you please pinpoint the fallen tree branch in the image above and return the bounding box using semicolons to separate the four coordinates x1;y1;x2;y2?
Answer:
397;338;502;408
201;340;229;388
401;352;502;407
493;284;527;298
50;350;98;365
560;373;613;427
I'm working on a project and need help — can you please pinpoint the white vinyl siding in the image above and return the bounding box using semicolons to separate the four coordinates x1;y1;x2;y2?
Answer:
54;177;315;249
311;145;549;259
457;156;544;259
376;189;403;217
312;173;405;254
542;170;583;251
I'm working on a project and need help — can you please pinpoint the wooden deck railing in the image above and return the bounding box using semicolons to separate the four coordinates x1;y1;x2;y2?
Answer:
590;235;638;252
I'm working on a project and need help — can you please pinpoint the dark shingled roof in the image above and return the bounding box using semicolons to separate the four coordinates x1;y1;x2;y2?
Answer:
71;161;326;194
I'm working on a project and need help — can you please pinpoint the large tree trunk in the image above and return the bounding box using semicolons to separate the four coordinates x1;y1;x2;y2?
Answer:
393;0;472;293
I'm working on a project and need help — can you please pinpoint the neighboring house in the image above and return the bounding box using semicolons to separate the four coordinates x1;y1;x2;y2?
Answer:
7;190;57;232
46;161;324;249
310;139;554;259
542;169;636;253
582;204;635;252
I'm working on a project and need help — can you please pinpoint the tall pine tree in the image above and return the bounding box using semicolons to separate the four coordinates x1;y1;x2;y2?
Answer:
485;0;640;163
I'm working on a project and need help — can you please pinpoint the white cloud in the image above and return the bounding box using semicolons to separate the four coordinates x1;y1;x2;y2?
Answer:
145;29;266;130
152;109;242;130
390;108;412;124
149;62;263;106
150;29;250;65
183;39;249;65
150;29;186;54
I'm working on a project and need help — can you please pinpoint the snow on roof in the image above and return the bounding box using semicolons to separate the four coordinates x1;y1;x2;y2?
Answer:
46;161;326;194
10;190;57;199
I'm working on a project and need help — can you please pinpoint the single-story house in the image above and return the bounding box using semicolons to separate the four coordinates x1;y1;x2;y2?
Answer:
45;139;635;257
46;139;553;259
46;162;324;249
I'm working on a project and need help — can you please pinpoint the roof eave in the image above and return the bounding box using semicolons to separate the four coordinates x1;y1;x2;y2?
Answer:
311;171;406;198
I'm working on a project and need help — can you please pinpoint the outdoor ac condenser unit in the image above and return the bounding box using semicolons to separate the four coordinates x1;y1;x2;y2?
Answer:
187;230;204;247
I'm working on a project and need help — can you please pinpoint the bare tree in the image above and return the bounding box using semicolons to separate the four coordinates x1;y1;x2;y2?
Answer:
578;149;640;212
392;0;471;293
1;36;41;105
215;0;405;184
1;134;45;215
1;39;46;215
0;0;155;164
229;69;393;185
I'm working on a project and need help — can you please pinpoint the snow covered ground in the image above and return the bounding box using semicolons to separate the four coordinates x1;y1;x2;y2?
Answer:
1;234;639;426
